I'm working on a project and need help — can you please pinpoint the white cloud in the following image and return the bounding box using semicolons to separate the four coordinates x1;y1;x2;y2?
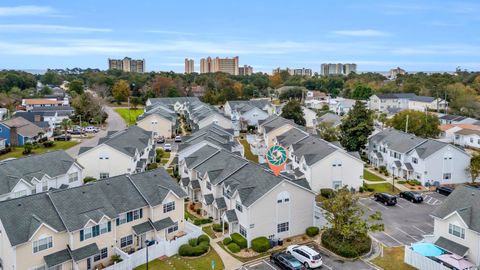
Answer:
391;44;480;56
145;30;197;36
332;29;391;37
0;5;56;16
0;24;111;33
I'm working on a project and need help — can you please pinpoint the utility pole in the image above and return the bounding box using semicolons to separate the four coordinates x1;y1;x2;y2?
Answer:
405;114;409;133
127;96;130;127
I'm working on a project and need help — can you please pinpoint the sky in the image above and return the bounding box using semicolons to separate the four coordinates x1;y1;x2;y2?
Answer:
0;0;479;73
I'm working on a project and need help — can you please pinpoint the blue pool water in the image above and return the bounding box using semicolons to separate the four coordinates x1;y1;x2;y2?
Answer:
412;243;444;256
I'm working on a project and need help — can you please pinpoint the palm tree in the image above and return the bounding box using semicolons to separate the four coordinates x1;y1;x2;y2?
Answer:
60;119;72;139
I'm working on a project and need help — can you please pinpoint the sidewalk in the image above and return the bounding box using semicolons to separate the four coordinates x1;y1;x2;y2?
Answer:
209;235;243;270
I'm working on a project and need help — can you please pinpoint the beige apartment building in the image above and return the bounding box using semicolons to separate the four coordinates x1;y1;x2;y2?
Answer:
200;56;239;75
238;65;253;75
184;58;194;74
108;57;145;73
0;168;186;270
320;63;357;76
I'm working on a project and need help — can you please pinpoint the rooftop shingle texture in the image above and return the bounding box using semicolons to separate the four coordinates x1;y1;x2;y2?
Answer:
224;209;238;222
138;105;176;123
291;136;338;166
1;116;44;137
435;236;469;256
259;116;304;133
180;124;236;152
0;150;76;196
376;93;417;99
71;243;99;261
152;217;174;231
204;194;214;205
215;197;227;209
44;249;72;267
184;145;219;169
132;220;154;235
276;128;309;148
431;185;480;234
318;112;342;127
369;129;426;153
93;126;152;157
193;149;248;185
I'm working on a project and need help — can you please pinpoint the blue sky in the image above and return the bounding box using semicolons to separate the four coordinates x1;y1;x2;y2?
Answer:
0;0;479;73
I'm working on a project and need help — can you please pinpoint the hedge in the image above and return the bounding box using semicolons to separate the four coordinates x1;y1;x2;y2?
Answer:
227;242;241;253
251;237;270;253
223;237;232;245
231;233;247;249
178;234;210;257
306;226;319;237
198;234;210;244
212;223;228;232
320;188;335;199
321;229;371;258
193;218;213;226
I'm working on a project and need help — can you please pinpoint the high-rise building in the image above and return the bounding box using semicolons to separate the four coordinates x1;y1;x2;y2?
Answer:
200;56;239;75
185;58;194;74
272;67;294;76
293;68;313;77
238;65;253;76
320;63;356;76
389;67;406;79
108;57;145;73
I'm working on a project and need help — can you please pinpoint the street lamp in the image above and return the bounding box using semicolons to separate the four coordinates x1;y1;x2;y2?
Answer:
145;240;149;270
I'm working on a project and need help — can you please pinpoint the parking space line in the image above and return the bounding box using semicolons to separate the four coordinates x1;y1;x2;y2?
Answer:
413;225;427;234
396;202;404;208
358;201;373;211
263;260;277;270
322;263;333;270
381;231;404;245
248;261;263;267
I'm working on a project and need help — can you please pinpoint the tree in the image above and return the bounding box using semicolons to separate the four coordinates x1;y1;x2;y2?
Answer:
322;187;383;242
167;86;181;97
151;76;174;97
387;110;440;138
112;80;131;103
350;83;372;100
72;92;107;123
40;86;52;96
60;119;72;138
130;96;142;109
281;100;305;126
68;80;84;94
339;101;374;151
41;70;63;85
467;154;480;183
318;122;339;142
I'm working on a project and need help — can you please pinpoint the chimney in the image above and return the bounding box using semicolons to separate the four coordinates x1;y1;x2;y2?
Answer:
10;126;18;147
34;114;41;122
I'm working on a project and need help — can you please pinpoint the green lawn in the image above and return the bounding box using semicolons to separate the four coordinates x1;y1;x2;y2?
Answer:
364;182;401;194
239;139;258;163
202;225;217;239
364;169;386;182
0;141;80;160
372;246;415;270
114;108;144;126
134;248;224;270
163;151;171;158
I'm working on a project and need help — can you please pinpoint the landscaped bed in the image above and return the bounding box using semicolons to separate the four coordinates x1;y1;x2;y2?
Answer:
371;246;415;270
134;248;224;270
321;228;371;258
0;141;79;160
363;182;401;194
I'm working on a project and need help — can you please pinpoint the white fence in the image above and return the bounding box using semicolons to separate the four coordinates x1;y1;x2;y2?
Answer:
404;246;451;270
104;222;203;270
313;205;328;229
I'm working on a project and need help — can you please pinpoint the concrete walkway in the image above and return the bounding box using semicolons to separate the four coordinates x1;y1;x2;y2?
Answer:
163;151;176;168
209;235;243;270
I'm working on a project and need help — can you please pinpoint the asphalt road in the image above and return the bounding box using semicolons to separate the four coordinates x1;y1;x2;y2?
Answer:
66;106;126;157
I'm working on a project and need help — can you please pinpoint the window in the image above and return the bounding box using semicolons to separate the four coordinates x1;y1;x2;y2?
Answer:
277;192;290;203
99;153;109;160
412;157;418;164
49;265;62;270
163;201;175;213
99;223;109;234
239;225;247;238
333;181;342;189
277;222;289;233
33;236;53;253
167;222;179;234
68;172;78;183
14;190;27;198
32;266;46;270
206;182;211;190
470;138;474;143
117;209;143;225
80;221;111;241
449;224;465;239
94;247;108;262
250;224;255;229
443;173;451;180
42;181;48;192
132;209;142;220
117;213;127;225
120;235;133;248
99;173;109;179
236;201;243;212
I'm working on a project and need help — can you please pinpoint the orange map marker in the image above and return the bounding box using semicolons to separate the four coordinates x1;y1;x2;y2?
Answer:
266;145;288;176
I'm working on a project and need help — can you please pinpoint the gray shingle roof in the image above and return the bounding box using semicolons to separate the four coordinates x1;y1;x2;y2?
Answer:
215;197;226;209
404;162;413;171
375;93;417;99
152;217;174;231
44;249;72;267
132;220;154;235
179;124;236;153
318;112;342;127
276;128;309;148
291;136;339;166
414;140;448;159
184;145;220;169
181;177;190;187
91;126;152;158
138;105;176;123
190;180;200;189
71;243;99;261
431;185;480;233
204;194;214;205
369;129;426;153
260;116;304;133
1;117;44;137
224;209;238;222
435;236;469;256
193;148;248;185
0;150;77;197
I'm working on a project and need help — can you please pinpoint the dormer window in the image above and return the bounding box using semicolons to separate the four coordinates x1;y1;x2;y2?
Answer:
449;224;465;239
236;201;243;212
33;235;53;253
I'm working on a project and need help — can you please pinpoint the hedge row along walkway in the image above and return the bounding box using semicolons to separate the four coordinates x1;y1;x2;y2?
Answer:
210;234;243;269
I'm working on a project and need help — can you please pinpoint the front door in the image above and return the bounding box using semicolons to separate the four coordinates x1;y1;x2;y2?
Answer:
87;258;92;270
139;233;146;248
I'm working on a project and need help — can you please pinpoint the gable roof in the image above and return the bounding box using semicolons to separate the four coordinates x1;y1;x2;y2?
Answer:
1;117;44;137
259;115;304;133
0;151;77;197
375;93;417;100
291;136;341;166
455;128;480;136
179;124;237;153
275;127;309;148
318;112;342;127
227;100;271;113
431;185;480;234
193;148;248;185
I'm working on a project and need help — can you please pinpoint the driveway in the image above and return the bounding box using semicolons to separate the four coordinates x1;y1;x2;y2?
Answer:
359;192;445;247
66;106;126;157
240;243;375;270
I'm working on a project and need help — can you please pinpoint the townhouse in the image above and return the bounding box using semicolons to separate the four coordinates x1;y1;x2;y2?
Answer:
145;97;200;112
329;97;356;115
368;129;471;186
185;102;232;131
405;185;480;269
29;106;75;126
317;112;342;128
0;117;45;146
369;93;447;113
179;145;316;247
137;104;177;138
257;116;305;148
21;98;69;112
0;151;83;201
453;129;480;150
0;168;186;270
439;114;479;125
224;100;272;126
77;126;155;179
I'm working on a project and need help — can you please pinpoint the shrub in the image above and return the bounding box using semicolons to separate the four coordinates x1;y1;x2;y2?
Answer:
320;188;335;199
223;237;232;245
251;237;270;253
189;238;198;247
212;223;228;232
110;254;123;263
189;203;195;210
359;186;365;193
231;233;247;249
147;163;158;170
198;234;210;244
397;180;406;184
83;177;96;183
306;226;319;237
321;229;371;258
178;235;210;257
193;218;212;226
227;242;241;253
43;141;55;148
196;208;201;215
22;143;33;155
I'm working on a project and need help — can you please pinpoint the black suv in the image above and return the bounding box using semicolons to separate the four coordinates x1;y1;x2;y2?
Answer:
436;186;454;196
374;192;397;206
399;191;423;203
270;252;305;270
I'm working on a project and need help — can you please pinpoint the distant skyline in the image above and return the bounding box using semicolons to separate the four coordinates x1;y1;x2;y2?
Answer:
1;0;479;73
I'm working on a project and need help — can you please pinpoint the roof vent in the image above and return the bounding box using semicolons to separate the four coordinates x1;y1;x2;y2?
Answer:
17;203;21;207
82;191;86;194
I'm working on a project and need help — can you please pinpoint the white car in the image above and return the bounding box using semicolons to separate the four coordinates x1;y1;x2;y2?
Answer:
287;245;322;269
163;143;172;152
84;126;99;133
174;135;182;142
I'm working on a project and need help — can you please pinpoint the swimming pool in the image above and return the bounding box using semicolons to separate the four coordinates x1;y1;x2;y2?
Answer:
411;242;444;256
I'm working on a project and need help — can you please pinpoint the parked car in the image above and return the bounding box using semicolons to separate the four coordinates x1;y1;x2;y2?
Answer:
270;252;305;270
373;192;397;206
174;135;182;142
163;143;172;152
287;245;322;269
54;134;71;141
436;186;454;196
69;128;82;135
84;126;99;133
156;136;165;144
399;191;423;203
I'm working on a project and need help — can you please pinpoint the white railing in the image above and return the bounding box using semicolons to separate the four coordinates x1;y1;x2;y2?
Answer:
104;222;203;270
404;246;451;270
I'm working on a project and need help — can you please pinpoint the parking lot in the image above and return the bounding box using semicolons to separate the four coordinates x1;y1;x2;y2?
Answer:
359;191;445;247
239;243;375;270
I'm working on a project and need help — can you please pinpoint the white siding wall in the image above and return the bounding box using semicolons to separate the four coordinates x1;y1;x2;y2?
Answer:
77;145;135;179
241;108;269;126
422;146;470;185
